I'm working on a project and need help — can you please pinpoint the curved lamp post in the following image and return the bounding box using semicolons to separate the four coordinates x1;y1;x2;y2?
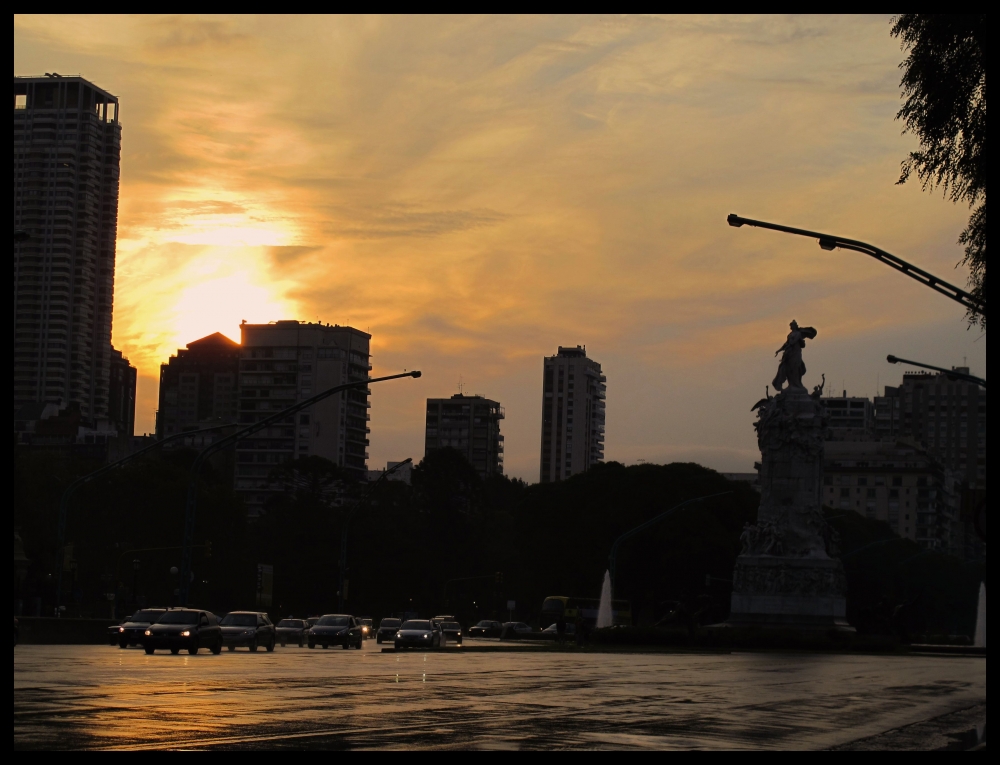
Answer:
55;422;237;614
727;214;985;319
178;370;421;606
608;491;732;589
886;355;985;388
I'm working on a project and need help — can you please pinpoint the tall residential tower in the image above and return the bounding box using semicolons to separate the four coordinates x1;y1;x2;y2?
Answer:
539;346;605;482
235;321;372;514
424;393;504;479
14;75;123;424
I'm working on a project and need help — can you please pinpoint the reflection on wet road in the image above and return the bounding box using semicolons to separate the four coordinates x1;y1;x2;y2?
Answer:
14;643;985;749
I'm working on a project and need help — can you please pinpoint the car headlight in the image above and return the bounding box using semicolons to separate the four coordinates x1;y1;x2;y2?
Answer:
180;630;191;637
119;627;125;632
243;629;254;635
423;633;430;639
144;629;152;636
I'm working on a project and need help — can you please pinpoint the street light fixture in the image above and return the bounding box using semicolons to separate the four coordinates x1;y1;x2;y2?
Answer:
178;370;421;605
54;421;239;614
886;355;985;387
726;213;985;319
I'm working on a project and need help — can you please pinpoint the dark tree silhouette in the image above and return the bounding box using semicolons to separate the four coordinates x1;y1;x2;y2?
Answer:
892;14;986;328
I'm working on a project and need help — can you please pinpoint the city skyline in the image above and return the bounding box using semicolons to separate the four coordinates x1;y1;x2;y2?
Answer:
15;15;986;482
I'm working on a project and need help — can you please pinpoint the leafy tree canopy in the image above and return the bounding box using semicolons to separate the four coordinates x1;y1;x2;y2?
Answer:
892;14;986;328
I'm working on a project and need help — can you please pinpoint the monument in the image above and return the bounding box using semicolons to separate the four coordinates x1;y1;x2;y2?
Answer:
728;321;852;630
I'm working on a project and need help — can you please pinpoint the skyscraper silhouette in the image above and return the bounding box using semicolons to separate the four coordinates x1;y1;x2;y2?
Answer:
13;75;125;425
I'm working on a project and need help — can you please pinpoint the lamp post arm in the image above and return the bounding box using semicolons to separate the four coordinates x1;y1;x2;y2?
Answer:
179;371;420;605
727;214;984;317
54;422;237;614
608;491;731;588
886;355;985;387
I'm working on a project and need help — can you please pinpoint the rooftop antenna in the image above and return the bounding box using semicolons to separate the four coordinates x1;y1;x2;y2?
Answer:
458;375;464;395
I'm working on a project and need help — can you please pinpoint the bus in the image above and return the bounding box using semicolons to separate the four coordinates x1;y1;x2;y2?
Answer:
540;596;632;628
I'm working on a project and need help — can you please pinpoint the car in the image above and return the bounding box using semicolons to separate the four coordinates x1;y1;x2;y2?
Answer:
143;609;222;655
500;622;534;639
540;622;576;640
468;620;502;638
376;617;401;644
395;619;445;650
275;618;309;647
358;617;374;639
220;611;276;652
307;614;364;649
306;616;321;629
438;620;463;645
112;608;167;648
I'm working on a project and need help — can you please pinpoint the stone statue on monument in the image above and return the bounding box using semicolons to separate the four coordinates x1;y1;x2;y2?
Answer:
727;321;852;631
772;320;817;391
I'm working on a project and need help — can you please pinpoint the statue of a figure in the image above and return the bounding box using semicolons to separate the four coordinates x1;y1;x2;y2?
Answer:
772;320;817;391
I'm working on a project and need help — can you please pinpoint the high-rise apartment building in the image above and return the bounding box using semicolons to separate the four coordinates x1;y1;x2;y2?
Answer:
108;346;137;439
821;392;875;441
876;368;986;490
14;75;122;424
823;440;962;556
156;333;241;438
424;394;504;479
235;321;372;514
539;346;606;483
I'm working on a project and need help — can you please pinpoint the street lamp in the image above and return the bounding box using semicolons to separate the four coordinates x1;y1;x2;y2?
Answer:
726;214;985;319
178;371;421;606
886;355;985;387
338;457;413;612
54;421;238;615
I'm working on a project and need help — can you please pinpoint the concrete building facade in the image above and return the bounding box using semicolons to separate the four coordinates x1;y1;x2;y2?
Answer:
235;321;372;514
822;392;875;441
539;346;605;483
424;394;504;479
823;440;962;557
14;75;122;425
155;332;241;438
876;368;986;490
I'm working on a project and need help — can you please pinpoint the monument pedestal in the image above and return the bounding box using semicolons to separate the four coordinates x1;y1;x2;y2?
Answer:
729;555;852;631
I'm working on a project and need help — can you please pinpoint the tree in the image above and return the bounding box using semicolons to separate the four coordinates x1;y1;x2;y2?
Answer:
892;15;986;328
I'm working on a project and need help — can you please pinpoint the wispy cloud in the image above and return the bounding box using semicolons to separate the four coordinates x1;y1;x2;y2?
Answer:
15;14;984;476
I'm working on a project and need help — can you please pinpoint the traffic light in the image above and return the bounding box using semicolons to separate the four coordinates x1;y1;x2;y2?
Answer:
495;571;503;584
204;541;212;559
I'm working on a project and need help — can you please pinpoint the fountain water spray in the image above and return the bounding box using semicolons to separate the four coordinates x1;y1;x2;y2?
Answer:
974;582;986;648
596;570;613;628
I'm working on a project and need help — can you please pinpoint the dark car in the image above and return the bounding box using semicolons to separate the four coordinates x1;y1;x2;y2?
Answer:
500;621;534;639
275;618;309;647
112;608;167;648
307;614;363;649
395;619;444;649
143;609;222;655
358;617;374;639
468;620;502;638
438;620;463;645
220;611;276;651
376;617;401;644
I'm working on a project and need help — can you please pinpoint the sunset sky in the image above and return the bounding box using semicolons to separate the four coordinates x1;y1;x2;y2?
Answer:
15;15;985;481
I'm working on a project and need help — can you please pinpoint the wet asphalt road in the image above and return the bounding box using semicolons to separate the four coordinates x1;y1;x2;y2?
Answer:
14;642;986;749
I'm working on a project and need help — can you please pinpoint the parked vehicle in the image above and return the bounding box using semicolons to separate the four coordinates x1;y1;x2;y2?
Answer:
395;619;444;650
500;622;534;639
112;608;167;648
307;614;363;649
358;617;374;639
275;618;309;647
540;622;576;640
143;609;222;655
439;620;463;645
468;620;502;638
376;617;401;644
220;611;276;652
